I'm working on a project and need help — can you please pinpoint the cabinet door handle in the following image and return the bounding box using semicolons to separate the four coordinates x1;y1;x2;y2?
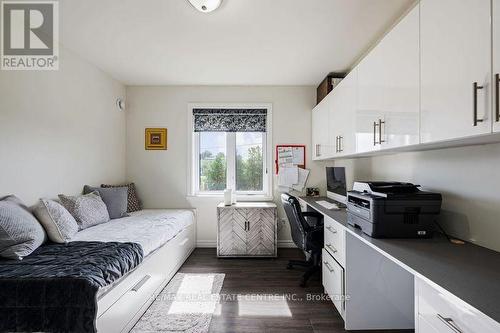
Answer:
378;119;385;144
247;221;250;231
373;121;379;145
316;144;321;157
338;136;343;152
131;275;151;292
325;226;337;234
326;243;338;253
437;314;463;333
323;261;334;273
335;136;338;153
495;73;499;122
473;82;484;126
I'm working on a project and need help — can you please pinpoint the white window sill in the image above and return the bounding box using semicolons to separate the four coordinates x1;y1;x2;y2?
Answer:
187;194;274;202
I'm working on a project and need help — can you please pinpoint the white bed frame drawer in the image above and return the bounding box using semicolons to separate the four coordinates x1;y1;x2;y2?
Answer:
324;216;345;266
322;248;345;318
416;278;500;333
96;222;196;333
97;274;165;333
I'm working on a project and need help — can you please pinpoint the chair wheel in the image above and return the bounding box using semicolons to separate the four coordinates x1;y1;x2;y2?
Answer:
286;263;293;270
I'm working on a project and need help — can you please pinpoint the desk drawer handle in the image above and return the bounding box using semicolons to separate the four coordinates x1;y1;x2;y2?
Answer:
323;261;334;273
437;314;462;333
131;275;151;292
325;226;337;234
326;244;338;253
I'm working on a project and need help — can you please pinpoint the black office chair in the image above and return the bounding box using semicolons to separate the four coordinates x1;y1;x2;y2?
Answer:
281;193;324;287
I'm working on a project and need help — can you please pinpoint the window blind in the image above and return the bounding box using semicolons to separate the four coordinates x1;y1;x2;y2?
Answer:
193;108;267;132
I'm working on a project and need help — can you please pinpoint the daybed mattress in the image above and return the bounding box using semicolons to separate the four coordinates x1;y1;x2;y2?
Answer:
72;209;195;257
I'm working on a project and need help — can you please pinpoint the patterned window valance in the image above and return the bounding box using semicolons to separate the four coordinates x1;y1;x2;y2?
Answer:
193;108;267;132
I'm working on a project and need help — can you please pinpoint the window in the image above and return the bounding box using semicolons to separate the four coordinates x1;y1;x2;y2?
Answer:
199;132;227;191
236;132;264;191
189;105;272;198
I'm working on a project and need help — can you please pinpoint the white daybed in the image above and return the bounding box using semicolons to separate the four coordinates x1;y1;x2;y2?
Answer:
72;209;196;333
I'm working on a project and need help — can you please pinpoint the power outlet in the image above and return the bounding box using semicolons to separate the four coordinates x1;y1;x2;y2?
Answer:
277;218;288;232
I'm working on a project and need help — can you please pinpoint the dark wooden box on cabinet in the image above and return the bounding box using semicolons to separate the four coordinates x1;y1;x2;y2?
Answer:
316;72;346;105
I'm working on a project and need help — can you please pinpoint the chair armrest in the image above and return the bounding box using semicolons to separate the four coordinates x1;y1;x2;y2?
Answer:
308;226;324;234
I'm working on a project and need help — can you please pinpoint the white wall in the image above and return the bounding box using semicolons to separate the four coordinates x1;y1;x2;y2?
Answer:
333;143;500;252
0;47;126;205
125;86;323;247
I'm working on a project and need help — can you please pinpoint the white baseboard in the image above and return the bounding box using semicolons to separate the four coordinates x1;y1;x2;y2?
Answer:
277;240;297;248
196;240;216;248
196;240;297;248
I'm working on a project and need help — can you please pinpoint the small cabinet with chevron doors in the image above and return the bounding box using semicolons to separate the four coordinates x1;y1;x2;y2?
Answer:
217;202;277;257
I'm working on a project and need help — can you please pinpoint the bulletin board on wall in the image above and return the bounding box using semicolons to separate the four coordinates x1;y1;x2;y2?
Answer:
275;145;306;174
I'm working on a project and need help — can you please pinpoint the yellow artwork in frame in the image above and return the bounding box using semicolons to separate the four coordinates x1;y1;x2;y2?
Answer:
145;128;167;150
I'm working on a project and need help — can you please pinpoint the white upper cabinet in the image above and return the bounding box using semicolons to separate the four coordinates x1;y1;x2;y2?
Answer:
330;69;357;156
494;0;500;133
420;0;492;142
356;5;420;153
312;96;333;160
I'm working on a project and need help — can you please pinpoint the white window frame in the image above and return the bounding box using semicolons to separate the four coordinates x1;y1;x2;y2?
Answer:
187;103;273;201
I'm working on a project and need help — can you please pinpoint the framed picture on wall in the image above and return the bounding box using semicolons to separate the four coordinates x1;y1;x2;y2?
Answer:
145;128;167;150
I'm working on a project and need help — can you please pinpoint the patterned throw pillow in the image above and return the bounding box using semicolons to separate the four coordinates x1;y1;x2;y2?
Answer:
33;199;78;243
0;195;47;260
58;192;110;230
101;183;142;213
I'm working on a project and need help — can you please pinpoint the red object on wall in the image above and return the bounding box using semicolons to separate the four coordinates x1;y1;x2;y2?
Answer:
275;144;306;174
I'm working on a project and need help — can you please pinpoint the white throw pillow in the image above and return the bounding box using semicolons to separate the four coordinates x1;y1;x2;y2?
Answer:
0;195;47;260
34;199;78;243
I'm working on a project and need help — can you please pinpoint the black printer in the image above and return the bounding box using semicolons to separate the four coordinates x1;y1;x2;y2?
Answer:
347;181;442;238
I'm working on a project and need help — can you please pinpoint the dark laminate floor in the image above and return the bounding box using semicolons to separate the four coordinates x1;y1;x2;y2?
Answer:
178;248;413;333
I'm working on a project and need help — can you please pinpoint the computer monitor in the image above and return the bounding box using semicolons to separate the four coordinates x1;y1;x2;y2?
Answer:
326;167;347;204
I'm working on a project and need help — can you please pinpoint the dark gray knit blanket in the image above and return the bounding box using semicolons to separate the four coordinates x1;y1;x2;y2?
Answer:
0;241;144;333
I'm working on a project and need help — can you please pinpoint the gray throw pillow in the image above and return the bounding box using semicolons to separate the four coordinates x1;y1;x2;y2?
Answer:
83;185;128;219
0;195;46;260
33;199;78;243
58;192;110;230
101;183;142;213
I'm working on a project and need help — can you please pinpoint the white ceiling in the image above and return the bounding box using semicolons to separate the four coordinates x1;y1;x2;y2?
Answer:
60;0;414;86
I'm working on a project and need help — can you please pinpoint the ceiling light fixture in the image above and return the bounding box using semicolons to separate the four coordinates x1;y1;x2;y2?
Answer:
187;0;222;13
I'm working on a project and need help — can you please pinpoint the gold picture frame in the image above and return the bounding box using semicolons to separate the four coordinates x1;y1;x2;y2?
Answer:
145;128;167;150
